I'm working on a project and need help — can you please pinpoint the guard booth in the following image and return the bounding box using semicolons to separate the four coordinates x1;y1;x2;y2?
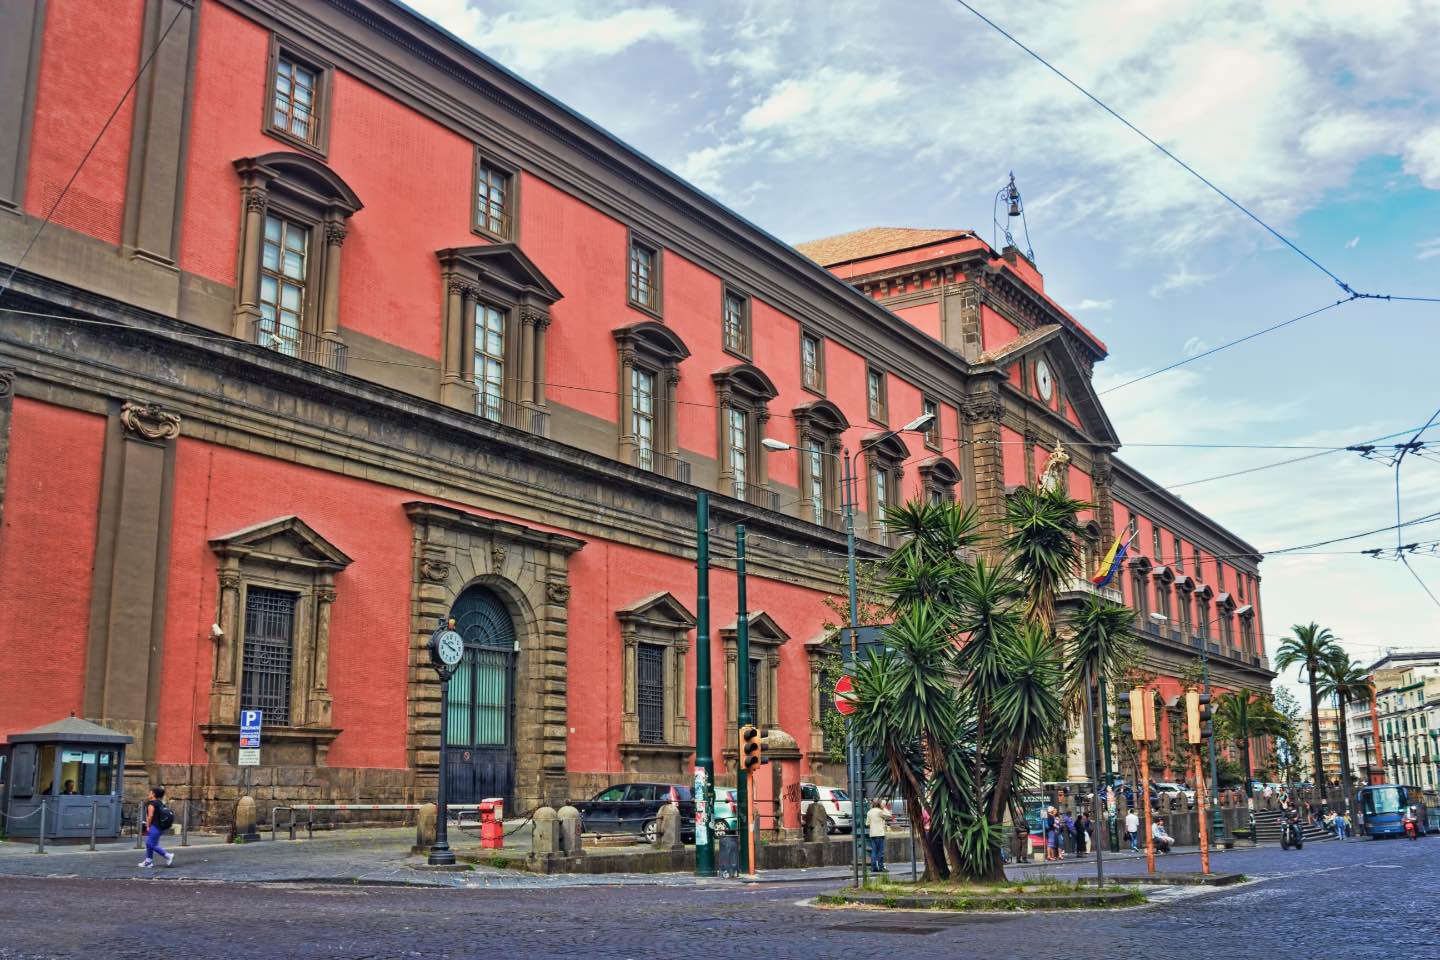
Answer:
2;718;131;841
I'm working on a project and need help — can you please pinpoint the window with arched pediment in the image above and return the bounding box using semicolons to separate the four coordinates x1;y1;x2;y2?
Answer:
232;153;362;372
792;399;847;528
862;431;909;542
616;322;690;480
713;363;778;506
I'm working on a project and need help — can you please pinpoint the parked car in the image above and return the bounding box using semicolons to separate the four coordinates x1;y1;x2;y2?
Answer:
799;783;853;833
710;786;737;835
1153;782;1191;806
571;783;695;842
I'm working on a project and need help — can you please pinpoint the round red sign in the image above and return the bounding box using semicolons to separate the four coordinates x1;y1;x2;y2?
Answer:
833;675;857;716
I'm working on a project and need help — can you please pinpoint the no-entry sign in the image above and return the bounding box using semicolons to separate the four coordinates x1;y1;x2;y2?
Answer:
833;675;857;715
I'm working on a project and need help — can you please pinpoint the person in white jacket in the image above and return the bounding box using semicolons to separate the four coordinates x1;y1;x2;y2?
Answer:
866;799;893;873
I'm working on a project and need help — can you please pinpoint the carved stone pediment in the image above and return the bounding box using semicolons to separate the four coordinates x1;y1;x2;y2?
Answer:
209;516;352;571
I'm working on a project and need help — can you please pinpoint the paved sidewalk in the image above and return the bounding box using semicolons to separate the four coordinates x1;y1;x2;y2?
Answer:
0;826;878;889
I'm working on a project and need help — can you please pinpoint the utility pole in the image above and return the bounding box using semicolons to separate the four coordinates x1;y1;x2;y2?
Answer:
694;493;715;878
1140;736;1155;875
734;524;752;876
1098;675;1118;852
1199;646;1224;840
1083;669;1105;888
841;450;864;888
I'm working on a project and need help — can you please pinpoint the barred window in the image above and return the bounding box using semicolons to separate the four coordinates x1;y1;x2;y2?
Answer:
746;657;761;725
637;643;665;744
807;446;826;525
631;366;655;470
241;587;297;726
728;407;749;500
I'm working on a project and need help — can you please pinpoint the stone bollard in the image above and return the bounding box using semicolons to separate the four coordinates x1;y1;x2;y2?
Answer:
557;805;584;857
234;795;260;844
531;806;560;857
656;804;683;850
802;801;829;843
414;802;437;853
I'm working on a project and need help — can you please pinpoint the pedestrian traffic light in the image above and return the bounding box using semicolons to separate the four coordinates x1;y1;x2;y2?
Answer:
1187;690;1213;744
739;724;761;772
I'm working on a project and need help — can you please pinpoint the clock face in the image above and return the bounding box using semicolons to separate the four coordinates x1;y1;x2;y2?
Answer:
436;630;465;666
1036;360;1054;401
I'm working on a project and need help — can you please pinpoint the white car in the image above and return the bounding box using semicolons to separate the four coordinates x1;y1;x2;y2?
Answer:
800;783;853;833
1153;782;1194;806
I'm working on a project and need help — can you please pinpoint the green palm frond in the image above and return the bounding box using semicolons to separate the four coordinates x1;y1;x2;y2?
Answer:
1001;485;1089;632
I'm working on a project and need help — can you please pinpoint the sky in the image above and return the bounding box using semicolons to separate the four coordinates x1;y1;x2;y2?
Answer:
404;0;1440;692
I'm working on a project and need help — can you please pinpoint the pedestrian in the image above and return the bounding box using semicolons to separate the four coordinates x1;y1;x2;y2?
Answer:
139;785;175;869
1124;808;1139;852
1333;812;1348;840
1044;806;1060;861
866;798;892;874
1152;817;1175;854
1075;811;1090;855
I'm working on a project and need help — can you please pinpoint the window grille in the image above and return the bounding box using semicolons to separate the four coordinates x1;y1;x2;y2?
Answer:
637;643;665;744
241;587;297;725
746;657;761;724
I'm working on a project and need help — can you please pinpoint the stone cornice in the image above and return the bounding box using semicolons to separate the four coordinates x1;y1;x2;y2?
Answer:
0;271;880;591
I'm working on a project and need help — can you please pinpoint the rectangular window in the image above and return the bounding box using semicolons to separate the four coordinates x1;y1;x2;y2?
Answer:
1152;526;1162;562
474;158;513;239
923;398;941;448
746;657;761;724
807;445;826;525
801;332;824;392
727;408;748;500
1156;584;1170;620
637;643;665;744
631;367;655;470
629;238;660;313
867;366;887;422
1174;537;1184;571
873;465;889;516
272;55;318;144
258;213;309;354
722;289;749;354
240;587;296;726
474;302;506;422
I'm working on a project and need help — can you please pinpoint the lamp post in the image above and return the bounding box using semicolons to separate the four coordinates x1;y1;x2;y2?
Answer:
427;617;464;867
763;411;934;887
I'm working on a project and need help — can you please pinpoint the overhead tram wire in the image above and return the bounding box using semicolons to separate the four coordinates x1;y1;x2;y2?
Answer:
0;2;190;300
1393;403;1440;609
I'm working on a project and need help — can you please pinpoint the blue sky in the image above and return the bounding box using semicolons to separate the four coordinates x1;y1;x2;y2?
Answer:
408;0;1440;684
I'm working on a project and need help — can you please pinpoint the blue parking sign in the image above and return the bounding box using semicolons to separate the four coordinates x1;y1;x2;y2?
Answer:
239;710;262;748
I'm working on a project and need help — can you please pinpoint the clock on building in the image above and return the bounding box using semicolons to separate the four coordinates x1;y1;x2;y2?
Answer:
1036;359;1054;401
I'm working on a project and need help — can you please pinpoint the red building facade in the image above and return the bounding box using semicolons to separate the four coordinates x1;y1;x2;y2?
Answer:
0;0;1270;816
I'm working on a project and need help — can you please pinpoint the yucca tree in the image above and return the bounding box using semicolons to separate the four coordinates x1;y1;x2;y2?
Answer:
1214;690;1288;792
1274;623;1339;792
1319;650;1372;798
1001;486;1088;636
986;623;1065;825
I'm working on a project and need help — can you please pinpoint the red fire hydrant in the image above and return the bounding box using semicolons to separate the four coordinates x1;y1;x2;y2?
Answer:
479;798;504;849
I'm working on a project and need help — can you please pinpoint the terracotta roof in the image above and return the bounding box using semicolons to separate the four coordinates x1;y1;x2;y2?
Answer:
794;227;972;267
975;324;1061;365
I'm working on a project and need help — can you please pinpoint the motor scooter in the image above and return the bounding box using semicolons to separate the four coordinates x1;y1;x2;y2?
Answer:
1403;813;1418;840
1279;811;1304;850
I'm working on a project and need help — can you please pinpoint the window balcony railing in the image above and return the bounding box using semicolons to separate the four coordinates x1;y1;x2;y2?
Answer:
1059;576;1123;604
747;486;781;512
632;446;691;484
476;394;550;437
251;318;347;373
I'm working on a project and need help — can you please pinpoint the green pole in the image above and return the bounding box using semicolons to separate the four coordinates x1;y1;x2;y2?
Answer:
842;450;863;888
1099;674;1119;853
694;493;715;877
735;524;752;875
1201;649;1225;838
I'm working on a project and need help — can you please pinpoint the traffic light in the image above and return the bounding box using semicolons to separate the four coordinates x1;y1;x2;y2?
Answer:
1126;687;1155;741
739;724;761;772
1117;691;1134;740
1186;690;1213;744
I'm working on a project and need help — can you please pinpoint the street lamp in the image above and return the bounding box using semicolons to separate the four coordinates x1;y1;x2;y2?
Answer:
762;411;934;886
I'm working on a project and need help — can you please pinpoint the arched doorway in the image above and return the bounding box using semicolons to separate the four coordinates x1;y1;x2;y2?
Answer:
445;585;516;808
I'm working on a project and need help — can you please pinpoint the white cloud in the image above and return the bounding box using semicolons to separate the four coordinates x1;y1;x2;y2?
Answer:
1072;298;1113;311
1182;336;1210;357
740;67;906;154
1149;265;1217;298
1345;236;1360;249
406;2;702;76
1402;127;1440;188
672;139;753;193
1417;238;1440;261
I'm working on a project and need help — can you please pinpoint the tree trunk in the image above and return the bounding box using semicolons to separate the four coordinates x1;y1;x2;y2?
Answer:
1306;657;1325;790
1335;702;1352;811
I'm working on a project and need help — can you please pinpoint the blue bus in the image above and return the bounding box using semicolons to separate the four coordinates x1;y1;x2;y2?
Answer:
1356;784;1428;838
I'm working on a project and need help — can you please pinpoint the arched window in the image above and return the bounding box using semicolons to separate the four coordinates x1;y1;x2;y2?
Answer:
792;399;848;528
616;321;690;480
862;431;909;541
232;153;362;371
918;456;961;505
713;363;778;505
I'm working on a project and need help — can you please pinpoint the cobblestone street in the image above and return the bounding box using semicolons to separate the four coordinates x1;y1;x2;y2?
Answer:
1;835;1435;959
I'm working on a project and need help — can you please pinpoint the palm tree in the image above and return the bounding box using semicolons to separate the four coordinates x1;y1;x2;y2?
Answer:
1274;623;1339;792
1319;650;1372;803
1214;690;1288;791
1001;486;1088;636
